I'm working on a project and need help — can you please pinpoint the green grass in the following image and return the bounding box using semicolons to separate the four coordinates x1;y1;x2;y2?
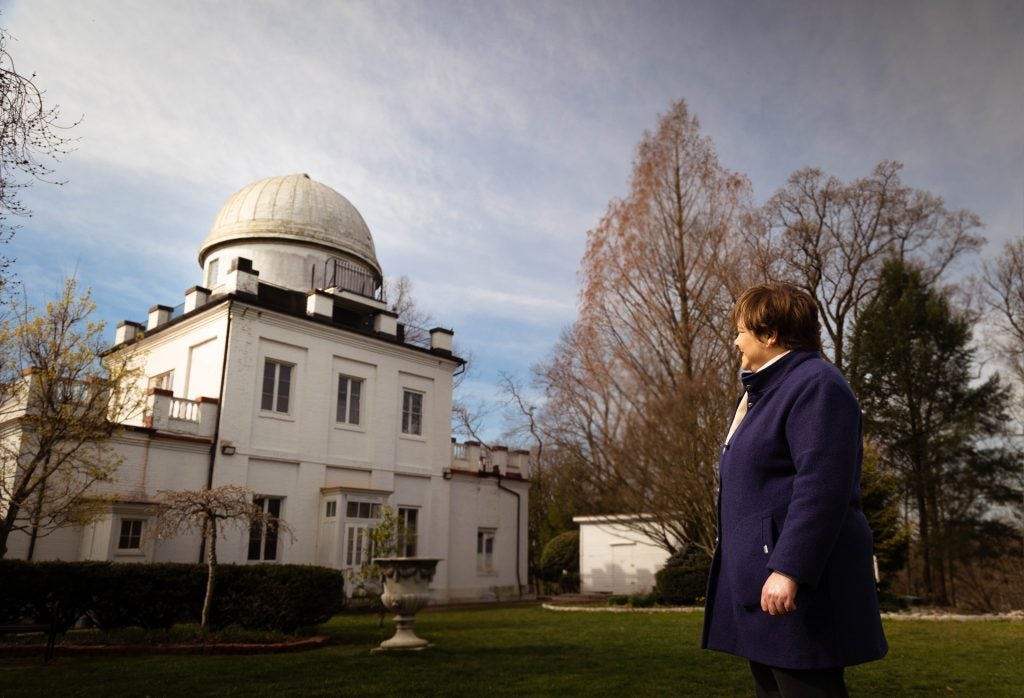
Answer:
1;606;1021;696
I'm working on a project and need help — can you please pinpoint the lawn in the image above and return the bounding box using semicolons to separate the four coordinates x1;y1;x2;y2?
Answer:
1;605;1021;696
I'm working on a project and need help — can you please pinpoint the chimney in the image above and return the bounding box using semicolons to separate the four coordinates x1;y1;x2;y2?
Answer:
429;327;454;354
116;320;145;344
184;286;212;313
147;305;173;330
224;257;259;295
306;289;334;318
374;310;399;337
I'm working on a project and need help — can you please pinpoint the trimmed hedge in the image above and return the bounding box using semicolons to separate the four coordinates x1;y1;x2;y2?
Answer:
654;546;711;605
0;560;345;633
209;564;346;631
88;563;205;629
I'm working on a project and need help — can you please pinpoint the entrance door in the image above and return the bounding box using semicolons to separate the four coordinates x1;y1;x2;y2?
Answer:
610;542;638;595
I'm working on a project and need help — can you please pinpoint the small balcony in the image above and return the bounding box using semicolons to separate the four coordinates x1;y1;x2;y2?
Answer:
143;389;218;438
450;439;531;479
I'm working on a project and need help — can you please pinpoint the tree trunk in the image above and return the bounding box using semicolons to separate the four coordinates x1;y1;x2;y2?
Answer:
0;500;20;560
201;518;217;628
915;481;933;601
927;482;949;606
26;475;49;561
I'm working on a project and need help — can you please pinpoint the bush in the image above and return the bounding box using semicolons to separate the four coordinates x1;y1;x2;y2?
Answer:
557;572;580;594
655;546;711;606
0;560;105;633
210;564;346;632
628;592;659;608
539;530;579;582
0;560;345;634
88;563;205;629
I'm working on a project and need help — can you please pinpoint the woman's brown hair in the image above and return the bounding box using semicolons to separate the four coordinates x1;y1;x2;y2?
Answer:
731;283;822;352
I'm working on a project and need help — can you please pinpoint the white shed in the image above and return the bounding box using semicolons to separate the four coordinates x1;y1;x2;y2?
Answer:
574;515;674;595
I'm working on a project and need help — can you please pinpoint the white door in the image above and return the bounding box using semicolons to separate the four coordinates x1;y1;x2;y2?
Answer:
610;542;637;595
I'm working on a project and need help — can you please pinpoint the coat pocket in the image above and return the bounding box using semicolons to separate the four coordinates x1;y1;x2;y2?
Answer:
761;516;776;556
725;512;775;609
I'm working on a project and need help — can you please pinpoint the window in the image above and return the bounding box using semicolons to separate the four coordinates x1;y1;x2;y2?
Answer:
248;497;282;561
147;370;174;392
344;499;383;568
401;390;423;435
336;376;363;425
261;360;292;413
398;507;419;557
477;529;496;573
345;525;375;567
346;501;381;519
118;519;144;550
206;258;220;288
325;500;337;518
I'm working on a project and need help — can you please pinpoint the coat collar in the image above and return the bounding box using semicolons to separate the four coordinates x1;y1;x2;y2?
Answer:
740;350;820;404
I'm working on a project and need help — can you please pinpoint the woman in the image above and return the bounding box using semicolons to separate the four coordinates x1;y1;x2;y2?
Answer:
702;283;887;697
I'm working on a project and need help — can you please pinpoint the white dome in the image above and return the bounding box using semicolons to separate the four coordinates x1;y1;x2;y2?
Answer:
198;174;381;279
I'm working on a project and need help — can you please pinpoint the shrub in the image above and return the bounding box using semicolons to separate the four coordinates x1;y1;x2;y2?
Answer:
629;592;659;608
655;546;711;606
0;561;345;634
210;564;346;632
0;560;37;623
539;530;579;582
0;560;103;633
87;563;205;629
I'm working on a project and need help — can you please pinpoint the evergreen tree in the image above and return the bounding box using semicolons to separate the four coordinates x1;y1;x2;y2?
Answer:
859;440;910;578
848;259;1021;605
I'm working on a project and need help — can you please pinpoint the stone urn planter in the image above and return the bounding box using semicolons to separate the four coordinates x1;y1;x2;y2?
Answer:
373;557;442;650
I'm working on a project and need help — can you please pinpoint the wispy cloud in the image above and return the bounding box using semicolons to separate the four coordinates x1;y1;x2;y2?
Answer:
4;0;1022;438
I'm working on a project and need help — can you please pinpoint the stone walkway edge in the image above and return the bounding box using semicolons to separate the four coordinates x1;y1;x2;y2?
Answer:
542;604;1024;621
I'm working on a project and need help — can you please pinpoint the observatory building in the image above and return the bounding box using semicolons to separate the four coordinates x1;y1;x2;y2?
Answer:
6;174;530;603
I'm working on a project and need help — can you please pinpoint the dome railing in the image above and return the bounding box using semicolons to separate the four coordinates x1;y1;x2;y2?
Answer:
312;258;384;303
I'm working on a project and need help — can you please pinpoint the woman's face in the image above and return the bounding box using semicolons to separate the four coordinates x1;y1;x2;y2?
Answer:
735;324;781;372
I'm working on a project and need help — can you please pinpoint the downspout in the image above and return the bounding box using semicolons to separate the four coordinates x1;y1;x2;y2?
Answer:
199;300;233;563
496;472;524;599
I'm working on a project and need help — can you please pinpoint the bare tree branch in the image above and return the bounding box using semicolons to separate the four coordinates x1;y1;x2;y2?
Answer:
535;100;754;556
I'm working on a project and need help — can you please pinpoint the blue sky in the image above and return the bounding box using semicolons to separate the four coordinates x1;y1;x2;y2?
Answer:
3;0;1022;438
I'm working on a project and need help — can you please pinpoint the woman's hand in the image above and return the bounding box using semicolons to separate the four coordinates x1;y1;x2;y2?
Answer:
761;571;798;616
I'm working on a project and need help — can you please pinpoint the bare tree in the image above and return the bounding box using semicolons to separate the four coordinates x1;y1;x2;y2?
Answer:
386;275;433;346
981;236;1024;409
386;274;480;439
0;277;142;559
0;25;80;285
753;161;984;372
536;100;753;556
151;485;293;628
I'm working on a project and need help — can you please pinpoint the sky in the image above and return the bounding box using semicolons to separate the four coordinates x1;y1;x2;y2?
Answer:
2;0;1022;439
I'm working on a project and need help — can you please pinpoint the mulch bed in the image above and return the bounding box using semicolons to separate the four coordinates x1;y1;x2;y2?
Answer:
0;635;331;658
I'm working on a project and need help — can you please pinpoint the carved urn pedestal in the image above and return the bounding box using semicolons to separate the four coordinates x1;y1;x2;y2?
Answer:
373;557;442;650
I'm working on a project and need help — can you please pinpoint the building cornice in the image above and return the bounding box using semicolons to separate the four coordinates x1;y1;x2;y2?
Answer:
232;300;462;372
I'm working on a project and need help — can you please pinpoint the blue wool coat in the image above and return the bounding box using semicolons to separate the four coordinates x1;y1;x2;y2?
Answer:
702;351;888;670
